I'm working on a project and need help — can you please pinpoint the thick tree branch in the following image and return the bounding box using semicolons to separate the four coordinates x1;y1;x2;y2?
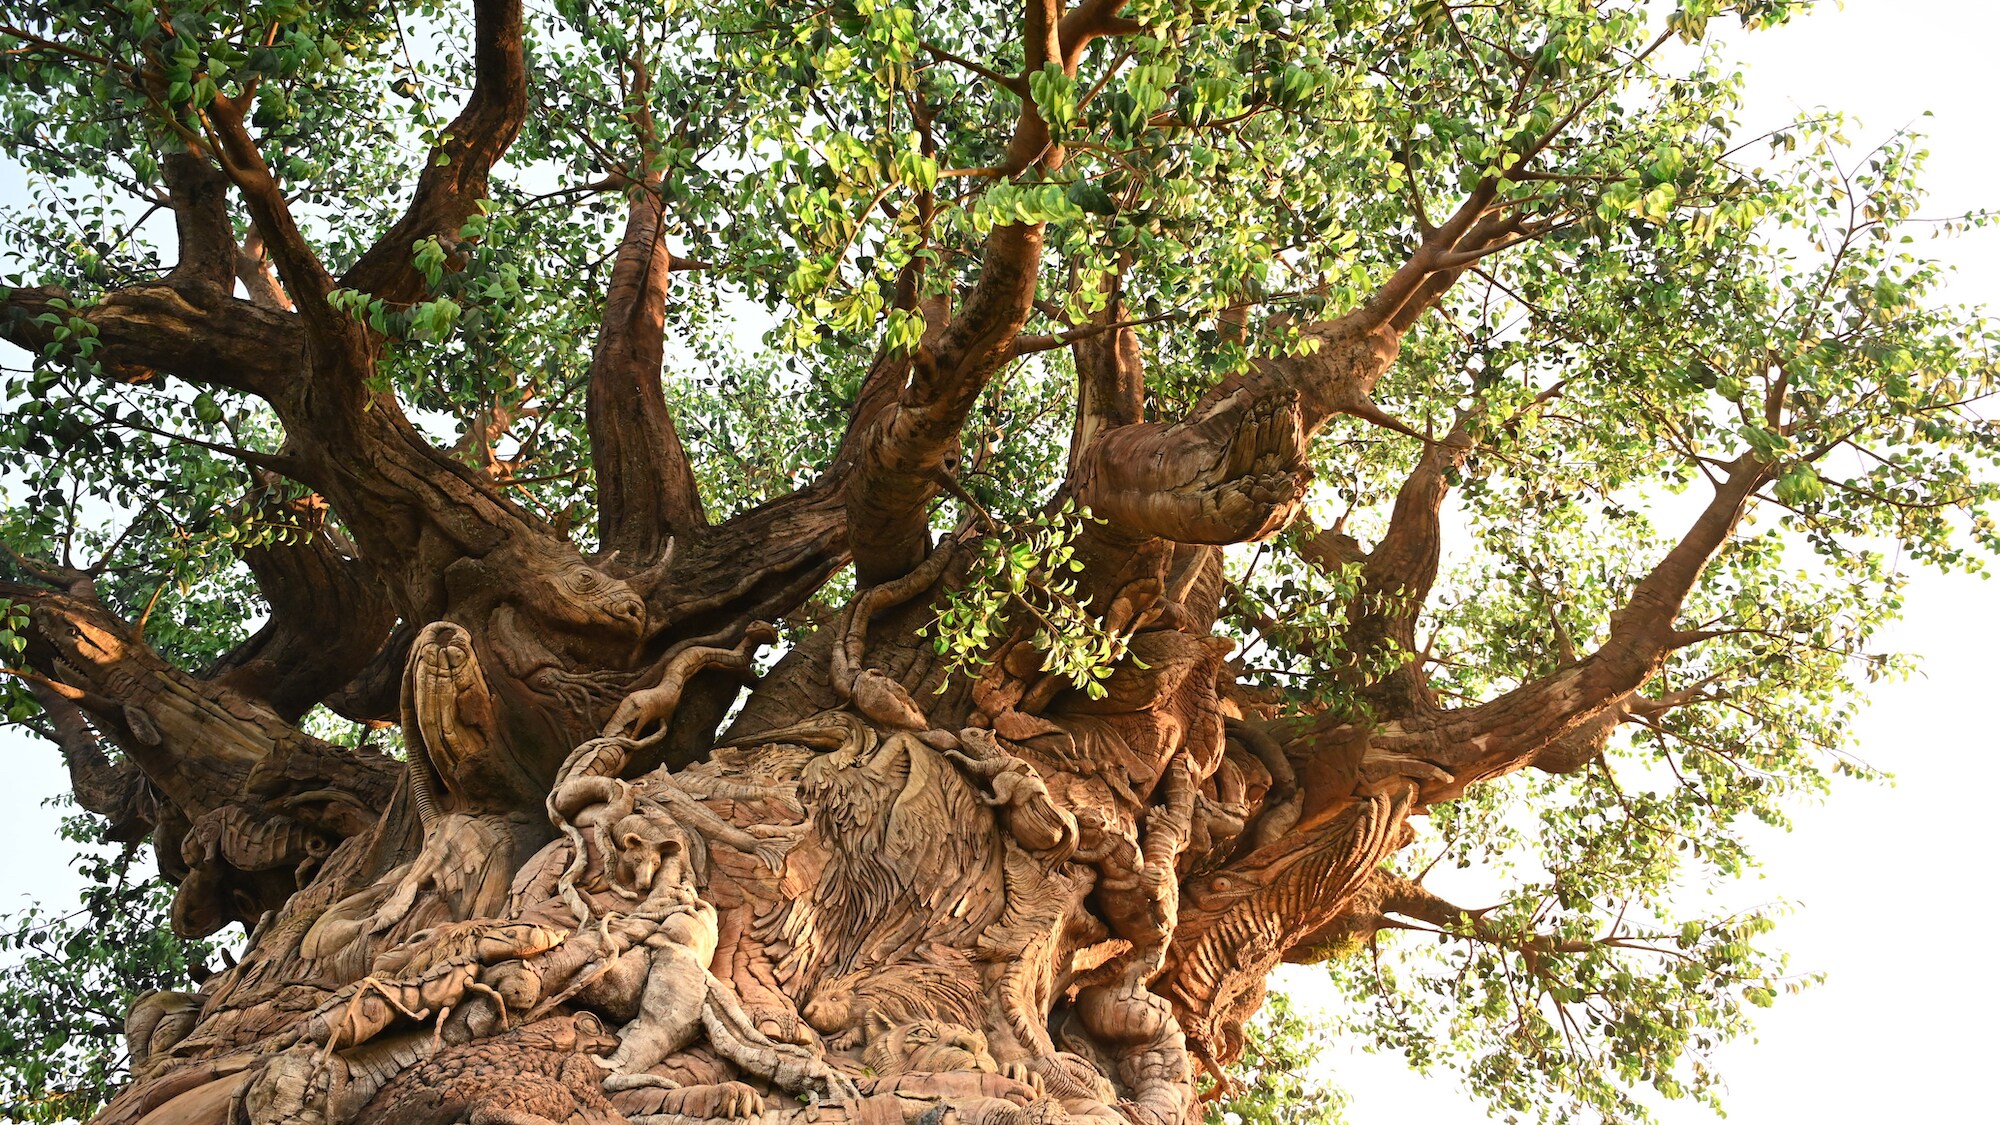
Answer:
647;480;850;634
999;0;1064;174
1057;0;1144;62
1065;272;1145;477
1254;452;1767;838
5;578;255;815
587;183;708;560
841;0;1150;579
1343;420;1473;716
1068;192;1513;548
338;0;529;307
157;151;238;293
844;223;1044;583
1372;453;1772;793
1;577;365;822
0;148;306;407
199;95;345;351
23;678;156;844
205;490;398;723
0;281;302;401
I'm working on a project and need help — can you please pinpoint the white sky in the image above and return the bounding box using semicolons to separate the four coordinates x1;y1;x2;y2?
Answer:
2;1;1997;1121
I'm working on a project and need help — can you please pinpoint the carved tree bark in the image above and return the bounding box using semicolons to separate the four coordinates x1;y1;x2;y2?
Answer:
0;5;1794;1125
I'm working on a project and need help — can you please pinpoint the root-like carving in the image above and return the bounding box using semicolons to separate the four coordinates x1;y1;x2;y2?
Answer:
609;1078;765;1120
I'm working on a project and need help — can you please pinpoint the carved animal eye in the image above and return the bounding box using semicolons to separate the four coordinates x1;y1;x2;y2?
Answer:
910;1027;933;1042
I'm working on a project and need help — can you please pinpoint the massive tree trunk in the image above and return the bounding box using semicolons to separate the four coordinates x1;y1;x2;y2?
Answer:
6;282;1757;1125
0;5;1787;1125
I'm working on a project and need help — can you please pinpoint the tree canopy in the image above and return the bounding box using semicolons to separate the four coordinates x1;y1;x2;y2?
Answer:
0;0;1994;1123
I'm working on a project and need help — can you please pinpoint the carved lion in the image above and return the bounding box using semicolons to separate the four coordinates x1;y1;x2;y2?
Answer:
860;1017;1001;1077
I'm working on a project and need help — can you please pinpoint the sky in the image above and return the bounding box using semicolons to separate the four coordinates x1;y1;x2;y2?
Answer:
2;1;1998;1121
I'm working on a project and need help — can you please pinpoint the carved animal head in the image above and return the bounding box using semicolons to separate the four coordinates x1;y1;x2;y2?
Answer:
803;947;986;1044
850;669;929;730
550;558;647;635
860;1017;999;1076
568;1010;621;1056
517;1010;621;1057
443;541;647;639
609;801;699;897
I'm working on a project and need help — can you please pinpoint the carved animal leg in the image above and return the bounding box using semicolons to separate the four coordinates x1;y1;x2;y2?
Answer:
701;975;858;1102
602;624;777;740
603;945;709;1077
317;977;430;1061
956;1097;1071;1125
1074;974;1195;1125
366;812;513;935
625;1080;766;1120
241;1046;339;1125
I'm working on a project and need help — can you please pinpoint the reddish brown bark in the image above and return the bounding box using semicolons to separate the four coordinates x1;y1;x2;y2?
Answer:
0;7;1786;1125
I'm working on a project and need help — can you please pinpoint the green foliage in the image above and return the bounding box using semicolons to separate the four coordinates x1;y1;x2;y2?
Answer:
0;0;1996;1120
1328;861;1815;1122
1206;989;1348;1125
926;500;1135;698
0;813;215;1124
1227;532;1387;718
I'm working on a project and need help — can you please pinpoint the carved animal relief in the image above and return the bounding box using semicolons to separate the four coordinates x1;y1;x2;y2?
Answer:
94;546;1411;1125
0;2;1861;1123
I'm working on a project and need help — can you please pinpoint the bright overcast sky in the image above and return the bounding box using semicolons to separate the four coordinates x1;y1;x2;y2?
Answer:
2;1;1996;1122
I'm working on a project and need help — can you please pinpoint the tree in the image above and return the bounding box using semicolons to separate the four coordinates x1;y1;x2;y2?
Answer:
0;0;1993;1122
